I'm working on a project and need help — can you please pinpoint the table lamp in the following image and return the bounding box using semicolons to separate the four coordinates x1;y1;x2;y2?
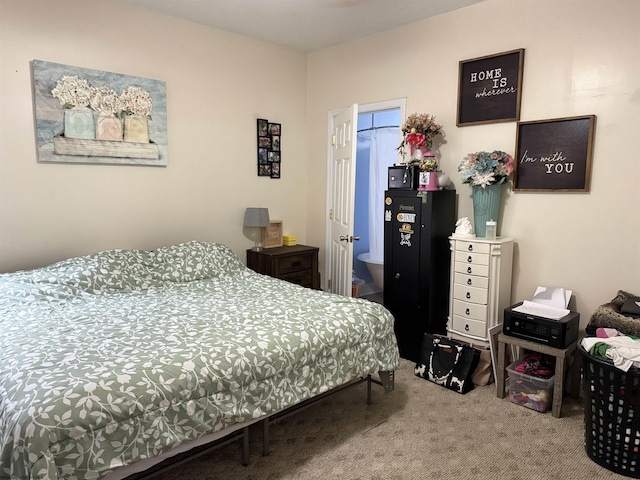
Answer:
244;207;270;251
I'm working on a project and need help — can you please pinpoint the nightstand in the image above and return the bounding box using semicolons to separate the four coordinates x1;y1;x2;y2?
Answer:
246;244;319;289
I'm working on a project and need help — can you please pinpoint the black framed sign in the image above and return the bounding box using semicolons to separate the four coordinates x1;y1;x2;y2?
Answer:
514;115;596;192
456;49;525;127
257;118;281;178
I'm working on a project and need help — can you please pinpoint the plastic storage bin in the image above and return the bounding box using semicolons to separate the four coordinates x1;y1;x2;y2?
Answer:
507;358;555;412
579;345;640;478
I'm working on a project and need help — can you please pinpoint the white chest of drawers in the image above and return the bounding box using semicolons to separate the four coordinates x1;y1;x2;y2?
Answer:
447;237;514;345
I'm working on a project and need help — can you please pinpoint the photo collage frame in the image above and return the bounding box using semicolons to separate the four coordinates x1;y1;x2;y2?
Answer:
257;118;281;178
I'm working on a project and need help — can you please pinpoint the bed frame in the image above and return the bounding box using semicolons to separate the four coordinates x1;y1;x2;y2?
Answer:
123;371;395;479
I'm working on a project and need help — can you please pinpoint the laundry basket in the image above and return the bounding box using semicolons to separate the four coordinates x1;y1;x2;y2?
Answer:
579;345;640;478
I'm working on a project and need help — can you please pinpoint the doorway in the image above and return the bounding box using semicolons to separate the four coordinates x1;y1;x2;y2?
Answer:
353;108;401;302
325;99;405;298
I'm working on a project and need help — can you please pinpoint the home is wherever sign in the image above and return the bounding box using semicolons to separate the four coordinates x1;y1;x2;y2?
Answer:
456;49;525;126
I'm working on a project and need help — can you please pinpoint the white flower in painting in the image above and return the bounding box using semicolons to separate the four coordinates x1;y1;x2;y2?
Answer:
51;75;92;109
90;86;123;115
120;86;153;117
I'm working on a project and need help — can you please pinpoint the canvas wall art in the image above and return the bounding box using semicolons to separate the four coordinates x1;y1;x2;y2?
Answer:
32;59;168;166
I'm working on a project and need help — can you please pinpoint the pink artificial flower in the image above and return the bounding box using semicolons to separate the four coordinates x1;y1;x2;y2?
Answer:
406;132;425;147
505;153;514;175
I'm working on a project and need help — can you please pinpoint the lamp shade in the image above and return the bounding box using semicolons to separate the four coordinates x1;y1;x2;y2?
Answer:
243;208;270;228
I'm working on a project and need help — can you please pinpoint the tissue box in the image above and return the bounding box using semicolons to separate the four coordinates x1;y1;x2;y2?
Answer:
283;235;297;246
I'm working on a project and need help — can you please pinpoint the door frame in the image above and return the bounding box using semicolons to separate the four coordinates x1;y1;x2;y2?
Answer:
324;98;406;293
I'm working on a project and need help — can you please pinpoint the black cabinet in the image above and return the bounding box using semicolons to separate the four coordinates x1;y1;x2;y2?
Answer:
383;189;456;362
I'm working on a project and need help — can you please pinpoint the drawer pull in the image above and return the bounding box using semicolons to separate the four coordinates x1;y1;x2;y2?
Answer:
467;278;472;285
467;266;472;274
468;244;473;252
467;255;472;263
465;324;470;331
466;292;471;299
465;308;470;315
395;273;400;279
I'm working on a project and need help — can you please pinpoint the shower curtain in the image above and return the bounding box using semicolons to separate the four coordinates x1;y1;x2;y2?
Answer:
358;127;400;263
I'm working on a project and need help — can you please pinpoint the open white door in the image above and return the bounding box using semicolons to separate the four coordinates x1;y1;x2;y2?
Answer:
326;104;358;296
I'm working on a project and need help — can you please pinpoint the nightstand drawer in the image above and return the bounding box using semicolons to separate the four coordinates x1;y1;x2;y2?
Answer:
277;254;313;274
280;271;313;288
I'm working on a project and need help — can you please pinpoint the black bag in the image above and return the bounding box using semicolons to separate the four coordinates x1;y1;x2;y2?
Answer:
414;333;481;394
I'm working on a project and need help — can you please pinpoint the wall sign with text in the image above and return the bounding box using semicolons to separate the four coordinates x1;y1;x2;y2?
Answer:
456;49;525;127
514;115;596;192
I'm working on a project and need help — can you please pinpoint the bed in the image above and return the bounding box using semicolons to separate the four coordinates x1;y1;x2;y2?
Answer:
0;241;399;480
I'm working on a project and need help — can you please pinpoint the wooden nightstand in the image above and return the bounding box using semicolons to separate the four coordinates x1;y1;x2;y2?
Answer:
246;244;319;289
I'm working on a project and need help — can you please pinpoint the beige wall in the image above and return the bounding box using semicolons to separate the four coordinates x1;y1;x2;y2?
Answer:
1;0;639;324
306;0;640;321
0;0;308;271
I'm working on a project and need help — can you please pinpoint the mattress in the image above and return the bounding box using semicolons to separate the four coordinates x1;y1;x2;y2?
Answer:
0;241;399;479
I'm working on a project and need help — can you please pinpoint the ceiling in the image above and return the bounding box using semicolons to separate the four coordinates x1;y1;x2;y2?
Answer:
119;0;485;52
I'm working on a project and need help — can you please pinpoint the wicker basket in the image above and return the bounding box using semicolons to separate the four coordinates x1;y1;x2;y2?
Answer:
579;345;640;478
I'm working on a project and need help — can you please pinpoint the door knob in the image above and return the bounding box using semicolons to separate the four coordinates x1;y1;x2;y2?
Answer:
339;235;349;241
352;236;360;241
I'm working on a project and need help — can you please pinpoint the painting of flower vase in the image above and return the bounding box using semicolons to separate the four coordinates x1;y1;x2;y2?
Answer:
32;59;167;166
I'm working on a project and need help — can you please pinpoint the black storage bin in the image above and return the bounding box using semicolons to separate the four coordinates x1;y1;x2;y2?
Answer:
579;345;640;478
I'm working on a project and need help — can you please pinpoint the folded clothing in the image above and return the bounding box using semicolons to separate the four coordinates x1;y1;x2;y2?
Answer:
514;352;555;379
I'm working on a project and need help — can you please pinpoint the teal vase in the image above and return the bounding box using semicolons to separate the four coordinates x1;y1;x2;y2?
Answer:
472;184;502;238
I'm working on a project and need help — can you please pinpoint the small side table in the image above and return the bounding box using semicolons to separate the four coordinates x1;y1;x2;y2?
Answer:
496;332;577;418
246;244;319;289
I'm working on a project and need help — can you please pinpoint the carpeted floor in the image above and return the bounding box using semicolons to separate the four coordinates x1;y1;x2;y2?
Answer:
148;358;630;480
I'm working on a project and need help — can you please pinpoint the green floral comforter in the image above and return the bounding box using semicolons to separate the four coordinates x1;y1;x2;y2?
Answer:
0;242;399;480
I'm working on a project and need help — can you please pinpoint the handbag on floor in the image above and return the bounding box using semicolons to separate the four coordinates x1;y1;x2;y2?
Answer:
414;333;481;394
